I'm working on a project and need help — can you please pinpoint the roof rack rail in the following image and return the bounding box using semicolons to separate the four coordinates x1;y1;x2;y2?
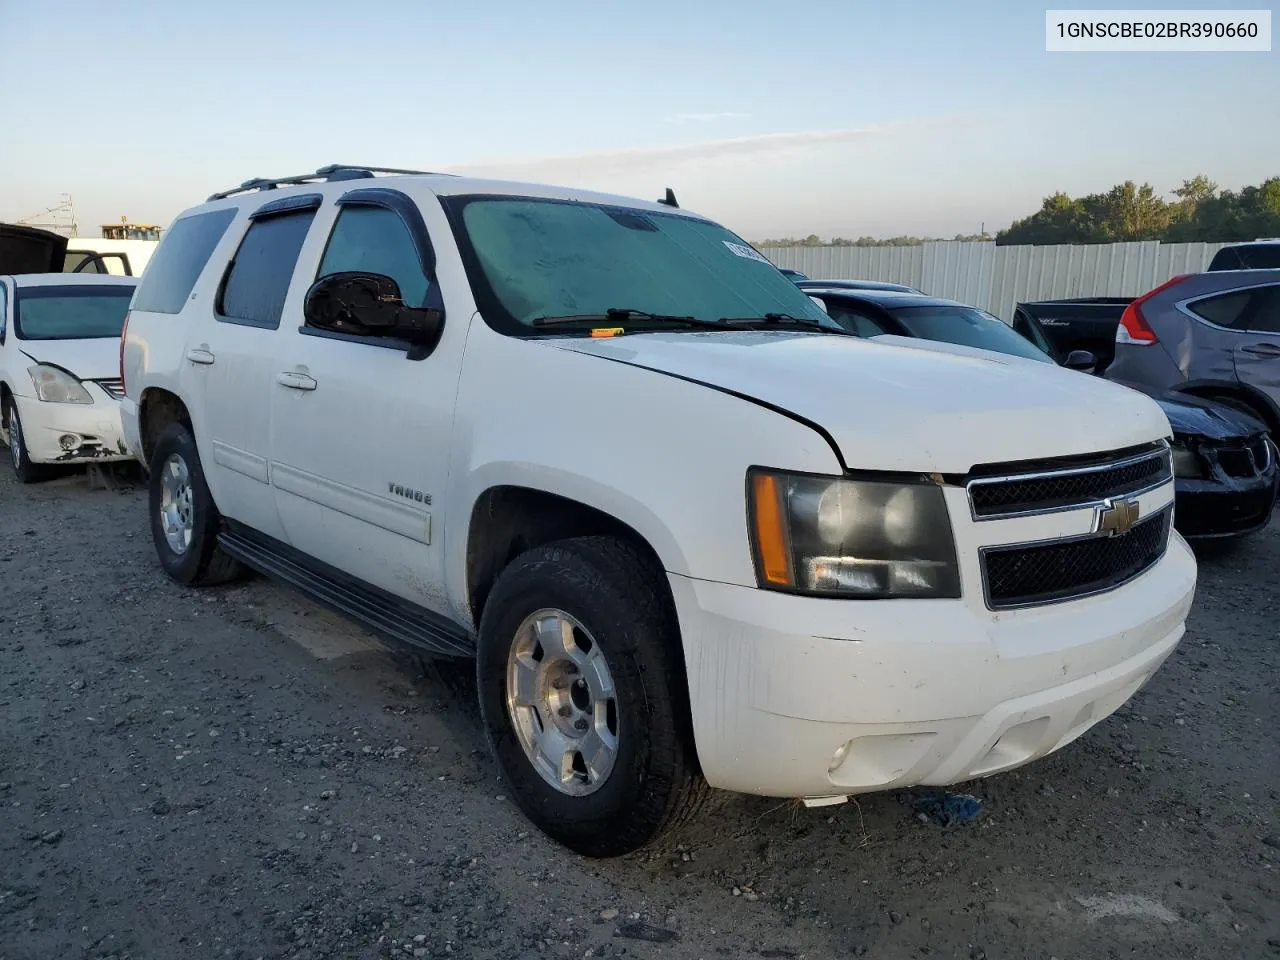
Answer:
206;165;450;202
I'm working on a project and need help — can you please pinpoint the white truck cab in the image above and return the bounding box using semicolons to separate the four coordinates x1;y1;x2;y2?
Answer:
119;165;1197;856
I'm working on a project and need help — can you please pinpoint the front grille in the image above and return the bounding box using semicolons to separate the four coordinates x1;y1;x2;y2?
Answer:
968;445;1171;519
981;506;1171;609
1216;446;1256;478
1209;436;1274;479
93;378;125;400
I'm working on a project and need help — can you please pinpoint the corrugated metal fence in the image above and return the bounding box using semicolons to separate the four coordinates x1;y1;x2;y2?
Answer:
762;240;1229;321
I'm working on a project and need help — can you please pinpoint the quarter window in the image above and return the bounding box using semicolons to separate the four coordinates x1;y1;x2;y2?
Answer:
218;210;316;329
318;206;429;307
1189;291;1252;329
131;208;237;315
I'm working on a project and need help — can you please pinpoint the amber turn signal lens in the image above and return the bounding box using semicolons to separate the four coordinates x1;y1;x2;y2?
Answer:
751;472;793;586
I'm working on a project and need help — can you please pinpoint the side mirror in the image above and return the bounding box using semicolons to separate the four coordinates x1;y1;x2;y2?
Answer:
1064;349;1097;372
303;272;444;360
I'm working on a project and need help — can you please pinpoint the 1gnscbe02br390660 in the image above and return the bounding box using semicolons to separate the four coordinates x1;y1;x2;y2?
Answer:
118;165;1197;857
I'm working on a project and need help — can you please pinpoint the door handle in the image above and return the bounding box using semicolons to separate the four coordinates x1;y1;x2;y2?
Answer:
276;371;317;391
1241;343;1280;357
186;347;215;365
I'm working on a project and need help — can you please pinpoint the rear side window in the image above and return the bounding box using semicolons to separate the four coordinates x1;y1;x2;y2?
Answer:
1188;291;1252;328
318;206;429;307
217;210;316;329
131;208;237;314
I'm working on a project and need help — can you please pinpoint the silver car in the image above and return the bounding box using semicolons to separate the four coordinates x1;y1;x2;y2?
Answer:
1106;269;1280;437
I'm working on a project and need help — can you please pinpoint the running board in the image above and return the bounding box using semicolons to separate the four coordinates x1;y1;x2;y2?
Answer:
218;524;474;658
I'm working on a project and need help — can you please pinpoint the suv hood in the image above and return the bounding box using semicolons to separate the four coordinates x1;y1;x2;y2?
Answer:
19;338;120;382
551;331;1170;473
871;333;1264;442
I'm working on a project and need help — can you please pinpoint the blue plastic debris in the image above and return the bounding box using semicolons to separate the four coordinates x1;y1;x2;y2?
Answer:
899;789;984;826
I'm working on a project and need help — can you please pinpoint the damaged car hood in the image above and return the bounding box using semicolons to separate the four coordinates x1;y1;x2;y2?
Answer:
548;330;1172;473
1153;392;1267;440
19;337;121;382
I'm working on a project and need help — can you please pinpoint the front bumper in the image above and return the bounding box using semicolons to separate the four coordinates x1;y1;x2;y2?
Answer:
1173;445;1278;539
119;395;143;462
12;391;130;465
668;534;1196;799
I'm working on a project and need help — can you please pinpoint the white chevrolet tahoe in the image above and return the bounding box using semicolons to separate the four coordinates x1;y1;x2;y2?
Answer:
119;165;1197;857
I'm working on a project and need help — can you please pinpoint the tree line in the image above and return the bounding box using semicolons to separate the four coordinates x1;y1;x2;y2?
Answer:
997;176;1280;245
756;232;991;248
755;175;1280;248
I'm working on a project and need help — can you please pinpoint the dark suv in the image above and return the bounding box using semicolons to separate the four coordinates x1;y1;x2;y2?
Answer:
1106;269;1280;437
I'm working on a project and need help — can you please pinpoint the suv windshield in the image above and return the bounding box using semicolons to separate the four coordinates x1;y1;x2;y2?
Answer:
442;196;837;333
13;285;135;340
889;305;1054;364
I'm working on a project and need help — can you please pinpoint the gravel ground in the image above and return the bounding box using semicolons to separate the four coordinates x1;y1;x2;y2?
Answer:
2;465;1277;960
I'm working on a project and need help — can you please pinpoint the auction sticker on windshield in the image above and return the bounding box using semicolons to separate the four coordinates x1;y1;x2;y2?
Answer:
724;241;772;264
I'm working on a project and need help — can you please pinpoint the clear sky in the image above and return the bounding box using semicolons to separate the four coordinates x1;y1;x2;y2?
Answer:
1;0;1276;240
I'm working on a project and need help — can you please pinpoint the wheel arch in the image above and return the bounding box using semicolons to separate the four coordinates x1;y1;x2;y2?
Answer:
462;483;697;758
464;484;677;628
137;387;193;469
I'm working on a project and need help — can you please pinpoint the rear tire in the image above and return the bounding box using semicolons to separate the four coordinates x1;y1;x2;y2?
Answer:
476;536;711;857
5;403;45;484
148;422;243;586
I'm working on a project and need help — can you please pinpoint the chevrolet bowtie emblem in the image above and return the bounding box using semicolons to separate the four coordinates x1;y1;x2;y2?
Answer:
1094;497;1140;537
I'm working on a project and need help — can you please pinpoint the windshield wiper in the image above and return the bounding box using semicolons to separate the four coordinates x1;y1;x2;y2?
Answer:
531;308;724;330
717;312;822;328
530;308;849;336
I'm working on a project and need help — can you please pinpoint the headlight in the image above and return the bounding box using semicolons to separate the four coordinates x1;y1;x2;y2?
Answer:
1169;441;1201;479
28;364;93;404
747;469;961;598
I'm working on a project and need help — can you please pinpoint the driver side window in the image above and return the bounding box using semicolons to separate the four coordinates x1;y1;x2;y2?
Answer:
317;206;430;308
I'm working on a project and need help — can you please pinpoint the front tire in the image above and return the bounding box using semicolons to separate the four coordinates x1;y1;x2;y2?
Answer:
6;403;45;484
476;536;710;858
148;422;243;586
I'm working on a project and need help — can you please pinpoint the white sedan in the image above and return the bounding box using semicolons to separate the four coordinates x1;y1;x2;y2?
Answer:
0;273;137;482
